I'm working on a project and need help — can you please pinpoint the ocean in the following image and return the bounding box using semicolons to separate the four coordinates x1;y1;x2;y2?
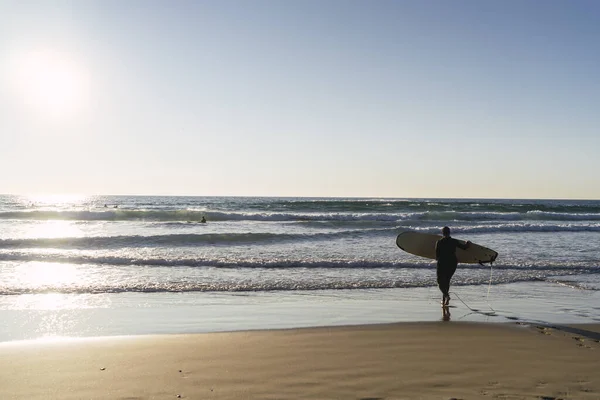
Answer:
1;195;599;342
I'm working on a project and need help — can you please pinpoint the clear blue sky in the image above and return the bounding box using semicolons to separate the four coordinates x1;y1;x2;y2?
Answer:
1;0;599;198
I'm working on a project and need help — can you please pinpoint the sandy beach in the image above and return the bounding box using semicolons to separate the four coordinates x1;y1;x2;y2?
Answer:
1;322;598;400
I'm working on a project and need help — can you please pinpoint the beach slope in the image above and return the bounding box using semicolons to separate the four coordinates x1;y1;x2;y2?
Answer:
1;322;598;400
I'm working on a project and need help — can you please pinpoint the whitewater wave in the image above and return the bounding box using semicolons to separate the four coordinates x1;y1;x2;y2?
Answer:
0;252;598;273
1;273;598;295
544;278;599;291
411;211;600;222
243;199;600;214
0;281;432;295
407;223;600;234
0;228;395;249
2;222;599;251
2;209;600;223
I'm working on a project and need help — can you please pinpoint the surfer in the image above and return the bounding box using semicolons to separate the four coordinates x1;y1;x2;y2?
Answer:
200;216;206;223
435;226;471;306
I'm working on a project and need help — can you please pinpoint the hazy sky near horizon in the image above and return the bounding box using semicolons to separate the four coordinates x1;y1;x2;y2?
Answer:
1;0;599;199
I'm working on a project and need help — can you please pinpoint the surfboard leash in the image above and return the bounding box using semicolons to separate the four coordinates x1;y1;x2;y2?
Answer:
477;261;496;312
451;261;496;315
451;291;496;317
487;263;494;307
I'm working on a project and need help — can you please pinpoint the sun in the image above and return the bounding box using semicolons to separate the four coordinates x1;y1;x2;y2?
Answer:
10;48;90;119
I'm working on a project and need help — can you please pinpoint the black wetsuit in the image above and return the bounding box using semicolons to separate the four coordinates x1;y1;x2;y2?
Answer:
435;236;468;297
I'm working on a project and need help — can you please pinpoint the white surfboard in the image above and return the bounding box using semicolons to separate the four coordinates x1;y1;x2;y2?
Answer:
396;231;498;264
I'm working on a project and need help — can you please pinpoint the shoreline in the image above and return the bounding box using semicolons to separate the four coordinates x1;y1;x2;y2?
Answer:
2;319;600;346
1;280;598;343
1;321;598;399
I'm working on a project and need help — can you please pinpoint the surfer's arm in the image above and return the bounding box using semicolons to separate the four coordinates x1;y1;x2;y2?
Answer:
435;240;440;261
456;240;471;250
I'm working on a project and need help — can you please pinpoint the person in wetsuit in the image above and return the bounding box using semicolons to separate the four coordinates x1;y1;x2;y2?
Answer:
435;226;471;306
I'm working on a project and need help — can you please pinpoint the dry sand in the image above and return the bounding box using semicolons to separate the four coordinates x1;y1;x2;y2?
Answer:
0;322;599;400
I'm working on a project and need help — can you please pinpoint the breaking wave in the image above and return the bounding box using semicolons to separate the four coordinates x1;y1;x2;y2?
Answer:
2;209;600;223
0;273;598;295
0;252;598;272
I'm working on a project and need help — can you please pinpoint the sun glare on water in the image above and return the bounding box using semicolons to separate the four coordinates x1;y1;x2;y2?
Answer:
27;193;88;208
9;48;90;120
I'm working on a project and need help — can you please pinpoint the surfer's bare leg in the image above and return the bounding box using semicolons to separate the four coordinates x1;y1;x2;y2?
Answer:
436;264;450;305
444;264;457;305
437;261;457;306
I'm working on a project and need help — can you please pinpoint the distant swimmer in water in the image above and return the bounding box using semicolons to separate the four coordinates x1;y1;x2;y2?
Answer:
435;226;471;307
113;205;118;208
200;216;207;223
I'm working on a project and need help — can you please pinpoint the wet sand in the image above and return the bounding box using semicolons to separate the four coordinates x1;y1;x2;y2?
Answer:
1;322;599;400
